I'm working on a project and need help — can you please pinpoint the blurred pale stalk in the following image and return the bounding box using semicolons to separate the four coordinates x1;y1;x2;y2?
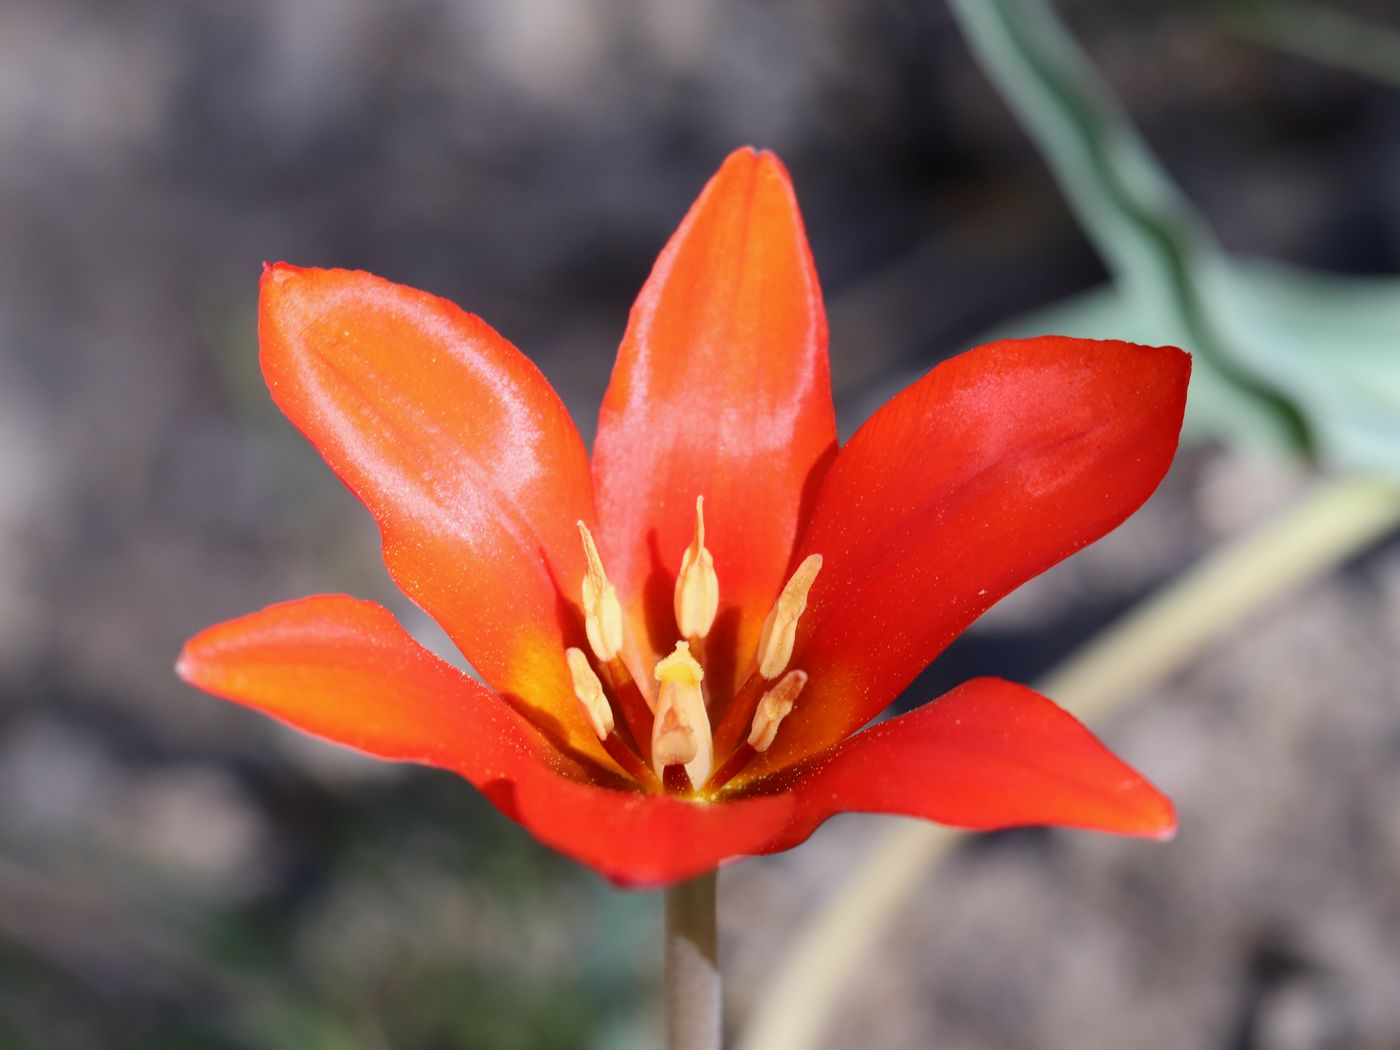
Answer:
737;473;1400;1050
666;871;720;1050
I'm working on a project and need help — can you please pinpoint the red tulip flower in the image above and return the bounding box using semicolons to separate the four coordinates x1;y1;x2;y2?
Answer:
178;148;1189;887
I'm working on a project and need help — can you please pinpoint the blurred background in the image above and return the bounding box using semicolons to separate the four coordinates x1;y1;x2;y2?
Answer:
3;1;1400;1047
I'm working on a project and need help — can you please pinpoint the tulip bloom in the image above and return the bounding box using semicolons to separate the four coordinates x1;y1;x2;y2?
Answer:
179;148;1189;887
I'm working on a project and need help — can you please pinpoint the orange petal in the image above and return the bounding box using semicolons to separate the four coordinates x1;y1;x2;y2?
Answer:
177;603;1171;884
757;337;1189;772
752;678;1175;840
516;676;1173;885
591;149;837;697
259;265;606;763
178;594;797;886
175;595;600;796
502;775;798;888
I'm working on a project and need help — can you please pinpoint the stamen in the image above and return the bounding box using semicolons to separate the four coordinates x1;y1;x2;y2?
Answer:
674;495;719;640
747;670;807;752
600;657;657;754
756;554;822;679
566;648;658;789
577;521;624;663
709;672;767;762
651;641;714;789
565;647;614;741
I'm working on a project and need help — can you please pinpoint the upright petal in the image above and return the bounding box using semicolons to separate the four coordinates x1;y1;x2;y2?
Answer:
259;265;606;763
592;149;837;694
739;677;1175;841
175;595;599;794
759;337;1189;770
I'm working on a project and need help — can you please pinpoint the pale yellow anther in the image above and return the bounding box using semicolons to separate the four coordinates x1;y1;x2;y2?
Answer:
651;641;713;788
756;554;823;679
577;521;624;663
674;495;719;640
747;670;808;753
565;647;614;742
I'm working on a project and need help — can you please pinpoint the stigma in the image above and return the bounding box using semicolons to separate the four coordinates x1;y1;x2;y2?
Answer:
652;642;713;788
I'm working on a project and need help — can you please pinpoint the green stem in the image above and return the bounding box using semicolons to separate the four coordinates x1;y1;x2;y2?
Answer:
666;870;720;1050
736;474;1400;1050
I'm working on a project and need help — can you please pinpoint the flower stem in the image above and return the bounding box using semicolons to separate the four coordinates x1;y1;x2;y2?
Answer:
736;473;1400;1050
665;870;721;1050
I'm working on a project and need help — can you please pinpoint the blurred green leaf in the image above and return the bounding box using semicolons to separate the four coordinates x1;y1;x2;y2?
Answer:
993;261;1400;473
1213;262;1400;473
1220;1;1400;90
950;0;1400;475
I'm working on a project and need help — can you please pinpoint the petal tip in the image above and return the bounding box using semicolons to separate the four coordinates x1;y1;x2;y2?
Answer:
258;261;308;304
175;628;215;686
1155;341;1193;379
753;147;793;179
719;145;797;196
173;646;194;683
721;144;784;166
714;145;795;190
1146;796;1179;842
260;260;301;281
174;632;216;690
1140;340;1192;384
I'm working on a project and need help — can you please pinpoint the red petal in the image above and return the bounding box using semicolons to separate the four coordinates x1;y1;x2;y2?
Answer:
259;265;606;764
177;604;1170;885
757;337;1189;771
504;775;797;888
519;675;1173;886
175;595;585;795
591;149;837;695
178;594;798;886
743;677;1176;842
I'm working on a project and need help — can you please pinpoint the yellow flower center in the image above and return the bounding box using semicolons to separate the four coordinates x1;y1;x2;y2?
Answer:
571;502;817;795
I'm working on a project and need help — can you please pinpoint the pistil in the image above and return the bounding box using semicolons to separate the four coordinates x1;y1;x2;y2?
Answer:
652;642;714;789
570;505;821;797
